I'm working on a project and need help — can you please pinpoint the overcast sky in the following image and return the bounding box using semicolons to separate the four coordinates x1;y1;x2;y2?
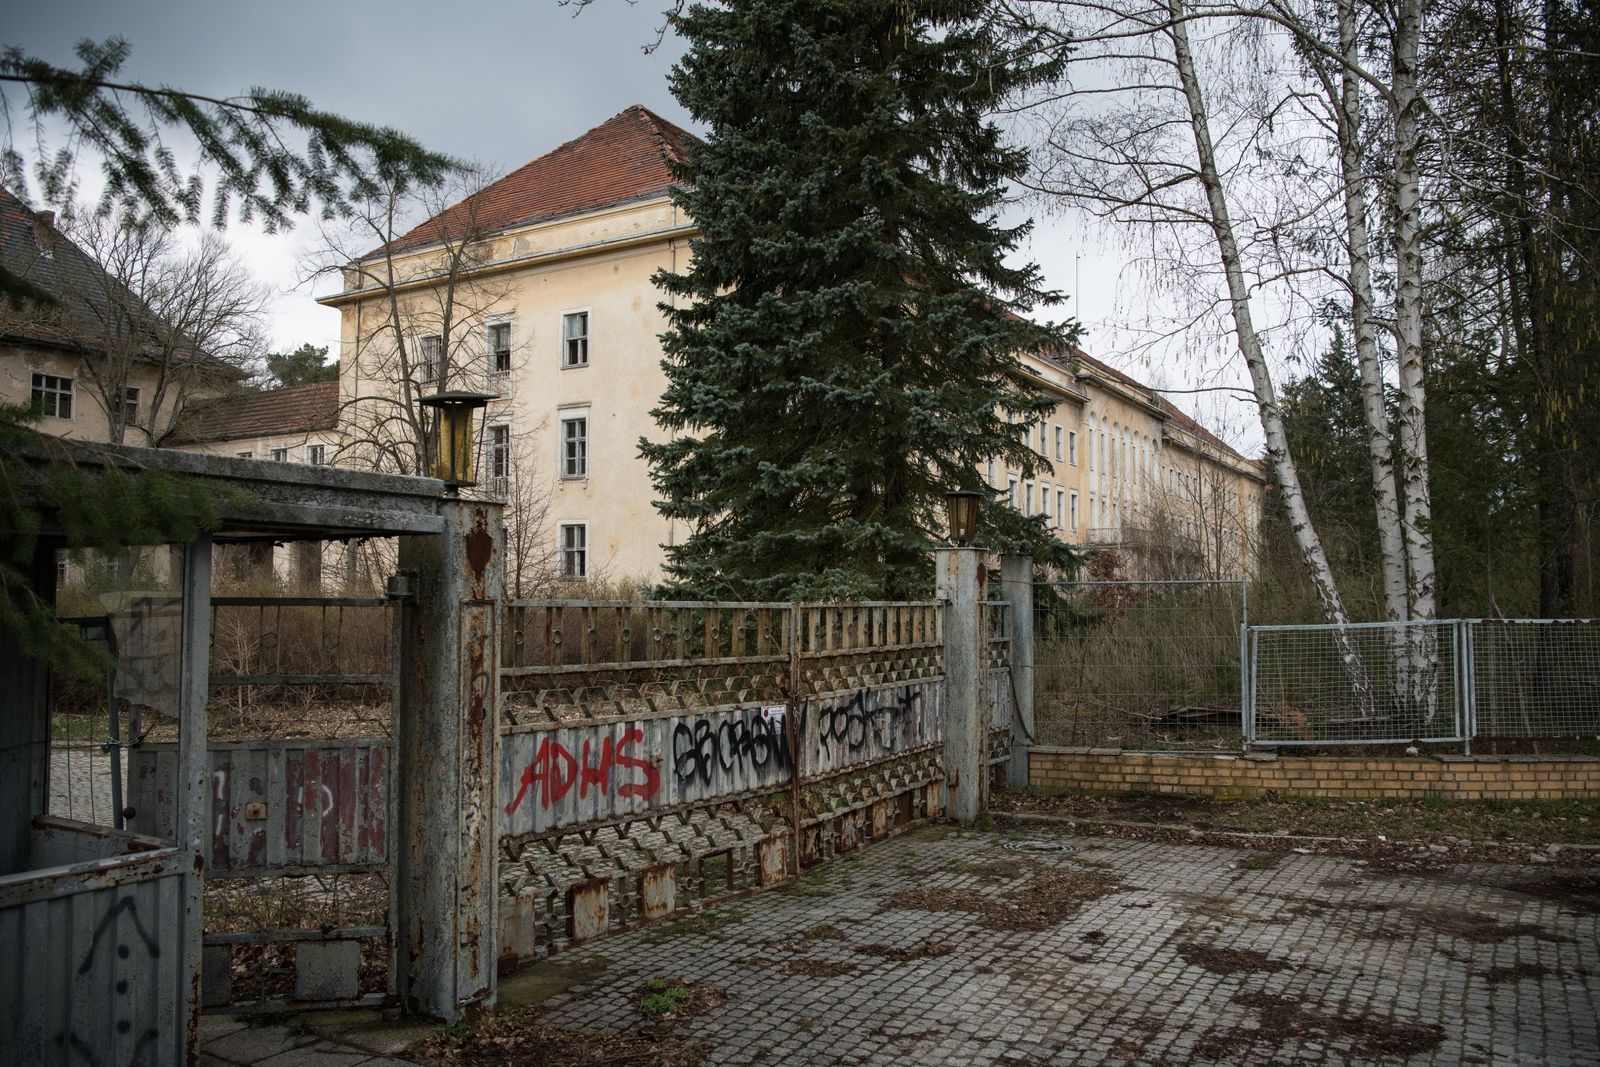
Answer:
6;0;1255;446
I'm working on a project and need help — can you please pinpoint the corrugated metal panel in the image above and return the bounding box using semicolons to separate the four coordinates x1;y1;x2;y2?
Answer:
499;703;794;838
127;740;388;875
800;680;943;777
0;848;188;1067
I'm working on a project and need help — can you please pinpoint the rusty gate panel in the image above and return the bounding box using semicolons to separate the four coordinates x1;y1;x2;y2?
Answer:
127;739;389;875
494;599;952;965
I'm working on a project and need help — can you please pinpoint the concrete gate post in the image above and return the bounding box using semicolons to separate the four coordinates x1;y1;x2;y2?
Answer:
394;500;503;1021
936;547;986;824
999;555;1035;790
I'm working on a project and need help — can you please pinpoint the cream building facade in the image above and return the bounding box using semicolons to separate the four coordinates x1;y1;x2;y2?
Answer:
197;106;1268;585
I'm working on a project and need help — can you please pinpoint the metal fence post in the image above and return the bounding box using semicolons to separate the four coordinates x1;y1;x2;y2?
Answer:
176;537;213;1063
394;500;504;1022
998;555;1033;789
936;548;985;824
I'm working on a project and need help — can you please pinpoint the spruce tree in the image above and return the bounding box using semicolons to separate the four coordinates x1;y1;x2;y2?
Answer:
645;0;1079;600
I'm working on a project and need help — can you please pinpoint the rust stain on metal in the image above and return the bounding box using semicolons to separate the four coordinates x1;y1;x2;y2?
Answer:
870;800;890;839
464;507;493;600
640;865;676;920
756;835;788;887
566;879;609;942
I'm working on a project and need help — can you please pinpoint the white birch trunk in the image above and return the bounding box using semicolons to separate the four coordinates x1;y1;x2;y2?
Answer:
1338;0;1409;631
1167;0;1375;721
1390;0;1441;721
1166;3;1353;628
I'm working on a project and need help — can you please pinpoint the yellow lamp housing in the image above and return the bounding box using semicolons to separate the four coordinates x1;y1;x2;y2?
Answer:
945;490;981;547
419;390;495;492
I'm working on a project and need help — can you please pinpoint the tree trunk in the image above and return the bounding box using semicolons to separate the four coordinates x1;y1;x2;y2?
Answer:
1167;1;1351;630
1390;0;1440;719
1338;0;1409;629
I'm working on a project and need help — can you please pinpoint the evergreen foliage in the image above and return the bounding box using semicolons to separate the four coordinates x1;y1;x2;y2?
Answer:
267;343;337;387
645;0;1080;600
0;407;232;678
0;36;458;304
0;36;454;674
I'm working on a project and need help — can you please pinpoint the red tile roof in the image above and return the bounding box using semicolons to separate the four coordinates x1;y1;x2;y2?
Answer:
179;380;339;444
377;106;696;257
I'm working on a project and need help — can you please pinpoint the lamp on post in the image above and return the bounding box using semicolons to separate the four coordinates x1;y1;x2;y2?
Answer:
944;491;981;547
418;389;496;494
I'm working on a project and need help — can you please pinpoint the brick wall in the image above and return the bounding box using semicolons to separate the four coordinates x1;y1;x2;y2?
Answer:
1029;747;1600;801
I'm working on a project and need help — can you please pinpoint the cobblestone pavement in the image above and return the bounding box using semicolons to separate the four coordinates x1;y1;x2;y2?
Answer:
198;1010;430;1066
514;824;1599;1066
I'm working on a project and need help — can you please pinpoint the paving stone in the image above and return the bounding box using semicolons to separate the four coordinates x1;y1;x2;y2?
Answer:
255;1042;373;1067
202;1024;320;1064
496;826;1598;1065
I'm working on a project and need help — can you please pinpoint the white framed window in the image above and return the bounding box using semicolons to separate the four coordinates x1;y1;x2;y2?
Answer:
1023;480;1034;516
307;445;327;466
490;424;511;480
31;373;73;419
487;320;512;378
560;413;588;478
987;458;997;488
559;522;587;579
1070;491;1080;531
119;386;140;425
1055;488;1065;529
562;310;589;368
235;451;253;459
1007;476;1018;510
1038;420;1048;454
1068;430;1078;466
270;447;289;462
1054;426;1063;462
418;334;442;383
1040;483;1050;516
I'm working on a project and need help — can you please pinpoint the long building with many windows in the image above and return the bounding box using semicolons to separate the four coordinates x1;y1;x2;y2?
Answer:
177;106;1266;585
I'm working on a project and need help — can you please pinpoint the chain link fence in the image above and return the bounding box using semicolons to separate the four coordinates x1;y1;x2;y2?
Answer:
1034;580;1247;750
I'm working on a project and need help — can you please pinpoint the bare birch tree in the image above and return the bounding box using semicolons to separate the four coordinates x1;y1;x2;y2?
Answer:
1012;2;1444;674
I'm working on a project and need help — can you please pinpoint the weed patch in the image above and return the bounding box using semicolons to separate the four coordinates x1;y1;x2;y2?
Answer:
1194;990;1443;1061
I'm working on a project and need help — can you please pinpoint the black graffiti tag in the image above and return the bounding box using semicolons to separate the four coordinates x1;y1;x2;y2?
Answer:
815;688;925;756
673;709;792;787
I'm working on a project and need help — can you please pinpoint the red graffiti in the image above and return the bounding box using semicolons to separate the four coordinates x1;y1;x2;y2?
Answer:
504;728;660;815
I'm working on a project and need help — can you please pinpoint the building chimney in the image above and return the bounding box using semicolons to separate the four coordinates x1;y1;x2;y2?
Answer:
32;210;59;255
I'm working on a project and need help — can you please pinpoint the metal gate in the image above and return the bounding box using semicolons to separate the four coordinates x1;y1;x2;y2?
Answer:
493;599;984;963
127;594;399;1011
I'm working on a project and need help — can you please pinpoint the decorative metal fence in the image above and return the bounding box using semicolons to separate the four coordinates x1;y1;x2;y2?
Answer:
1246;618;1600;747
495;598;987;963
1033;580;1247;750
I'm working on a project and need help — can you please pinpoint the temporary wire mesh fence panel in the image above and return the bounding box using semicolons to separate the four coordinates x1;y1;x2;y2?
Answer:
1468;619;1600;740
1034;580;1246;750
1248;621;1465;745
